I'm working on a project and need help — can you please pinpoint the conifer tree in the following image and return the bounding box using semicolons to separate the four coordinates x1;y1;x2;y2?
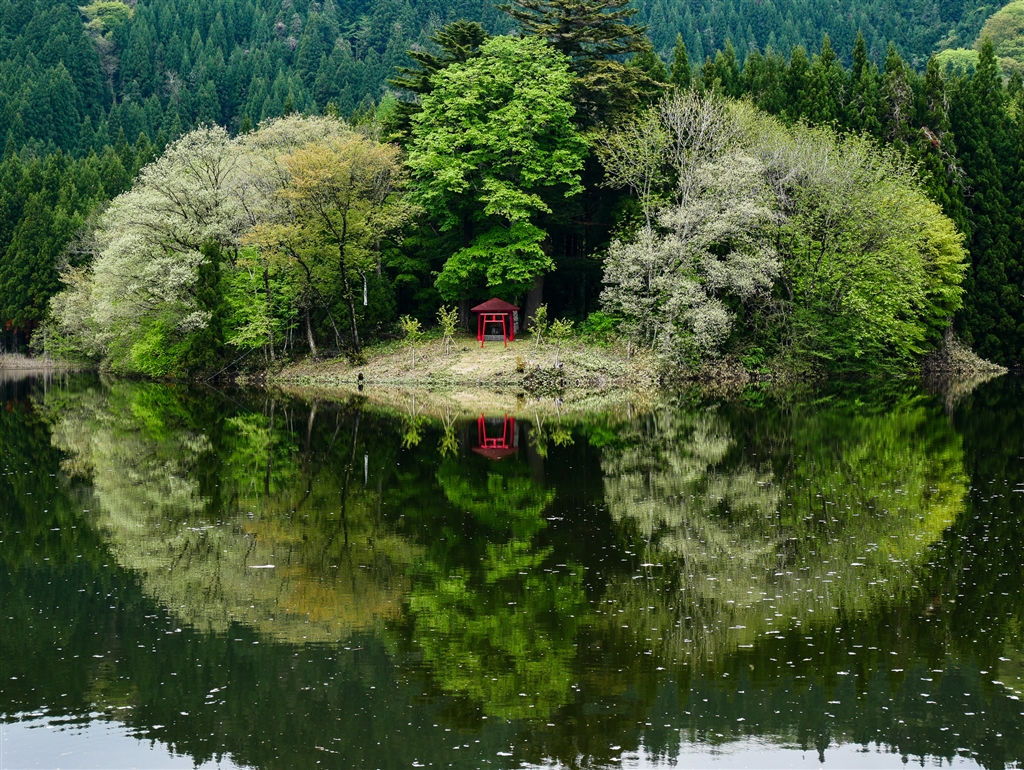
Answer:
847;32;883;135
499;0;649;123
714;40;742;97
388;21;489;141
669;33;691;89
806;35;846;124
914;56;970;234
630;36;668;89
952;39;1020;362
882;42;914;144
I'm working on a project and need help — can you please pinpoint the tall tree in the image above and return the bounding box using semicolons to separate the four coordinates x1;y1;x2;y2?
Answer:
669;33;691;89
269;132;408;356
387;21;490;141
952;39;1021;363
406;36;588;301
499;0;649;123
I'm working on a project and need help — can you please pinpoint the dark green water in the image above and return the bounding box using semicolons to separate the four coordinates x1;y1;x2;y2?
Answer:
1;373;1022;769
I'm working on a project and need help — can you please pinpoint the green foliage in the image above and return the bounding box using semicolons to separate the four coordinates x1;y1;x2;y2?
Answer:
407;35;588;300
600;94;968;374
398;314;423;368
934;47;981;75
499;0;650;122
387;22;490;141
46;117;406;374
580;310;621;343
669;34;692;89
530;303;550;348
548;317;574;365
2;0;1022;369
436;304;458;355
975;2;1024;75
79;1;132;34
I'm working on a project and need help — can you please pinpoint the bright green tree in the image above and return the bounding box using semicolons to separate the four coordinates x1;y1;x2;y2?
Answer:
406;36;588;302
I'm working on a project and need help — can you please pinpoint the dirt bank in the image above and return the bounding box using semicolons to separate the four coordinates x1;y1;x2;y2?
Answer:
272;334;660;407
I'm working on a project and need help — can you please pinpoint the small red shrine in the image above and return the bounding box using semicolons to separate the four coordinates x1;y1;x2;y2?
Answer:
472;415;518;460
471;298;519;348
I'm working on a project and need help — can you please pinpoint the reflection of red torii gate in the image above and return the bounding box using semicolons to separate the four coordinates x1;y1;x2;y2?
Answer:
472;415;518;460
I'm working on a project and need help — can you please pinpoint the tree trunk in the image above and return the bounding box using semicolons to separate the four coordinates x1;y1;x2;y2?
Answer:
306;401;317;450
264;399;275;496
345;283;361;353
263;262;275;362
524;274;544;327
305;303;318;358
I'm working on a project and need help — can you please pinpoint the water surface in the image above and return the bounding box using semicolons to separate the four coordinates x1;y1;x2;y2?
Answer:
2;374;1022;769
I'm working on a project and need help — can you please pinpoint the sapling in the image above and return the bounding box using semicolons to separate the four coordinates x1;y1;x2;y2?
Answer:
399;315;423;369
531;304;549;350
436;305;458;356
549;317;574;367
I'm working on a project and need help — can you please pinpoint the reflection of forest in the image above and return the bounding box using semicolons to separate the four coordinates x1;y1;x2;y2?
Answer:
47;383;418;644
5;376;1024;770
601;399;967;663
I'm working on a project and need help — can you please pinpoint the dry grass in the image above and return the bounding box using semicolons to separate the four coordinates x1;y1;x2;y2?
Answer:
0;352;67;370
276;333;654;388
271;332;660;415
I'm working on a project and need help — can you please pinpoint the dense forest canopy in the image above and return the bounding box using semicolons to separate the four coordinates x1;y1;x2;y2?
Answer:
0;0;1021;370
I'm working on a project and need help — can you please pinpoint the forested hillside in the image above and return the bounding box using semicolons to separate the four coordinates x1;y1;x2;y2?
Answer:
0;0;1022;369
0;0;1003;156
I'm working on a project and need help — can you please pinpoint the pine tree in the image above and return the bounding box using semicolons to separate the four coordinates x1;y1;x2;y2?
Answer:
785;46;813;121
387;21;489;140
806;35;846;125
714;40;742;97
914;56;970;234
669;33;691;89
952;39;1020;363
499;0;649;123
882;43;914;145
630;36;668;87
848;33;882;136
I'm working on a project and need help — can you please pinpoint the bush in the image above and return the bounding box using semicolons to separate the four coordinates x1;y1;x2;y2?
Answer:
579;311;620;343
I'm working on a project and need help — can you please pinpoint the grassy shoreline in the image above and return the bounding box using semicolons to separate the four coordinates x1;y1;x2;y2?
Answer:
265;332;679;415
271;332;659;395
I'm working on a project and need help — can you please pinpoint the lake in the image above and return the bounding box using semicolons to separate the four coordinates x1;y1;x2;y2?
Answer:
1;373;1022;769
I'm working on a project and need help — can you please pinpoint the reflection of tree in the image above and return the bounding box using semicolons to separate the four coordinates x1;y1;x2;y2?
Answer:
435;456;554;539
407;450;591;720
601;398;967;664
47;382;419;644
409;539;590;720
437;405;459;458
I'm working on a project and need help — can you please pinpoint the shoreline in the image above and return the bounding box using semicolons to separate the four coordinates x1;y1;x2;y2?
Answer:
266;335;663;403
5;333;1013;415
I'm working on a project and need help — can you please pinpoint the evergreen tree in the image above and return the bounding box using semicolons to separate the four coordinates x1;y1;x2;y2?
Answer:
388;21;489;140
848;33;883;135
499;0;650;123
630;36;669;88
915;55;970;234
669;33;691;88
952;39;1020;363
882;42;914;145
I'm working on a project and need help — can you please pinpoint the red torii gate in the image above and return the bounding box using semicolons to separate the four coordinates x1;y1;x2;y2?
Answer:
471;298;519;348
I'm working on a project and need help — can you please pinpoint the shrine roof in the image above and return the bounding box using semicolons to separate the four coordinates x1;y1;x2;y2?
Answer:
471;297;519;313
